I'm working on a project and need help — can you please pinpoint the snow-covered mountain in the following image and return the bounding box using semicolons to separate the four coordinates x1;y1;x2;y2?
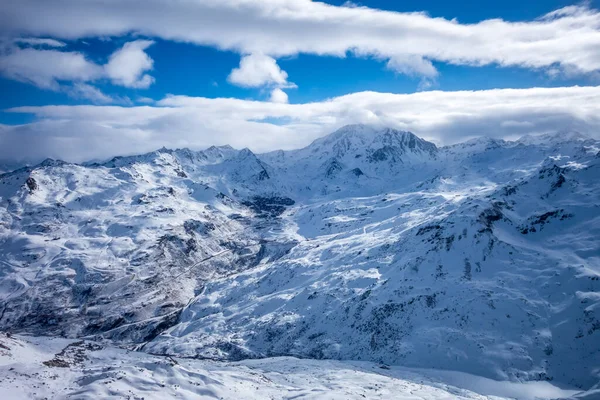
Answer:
1;125;599;397
279;124;438;165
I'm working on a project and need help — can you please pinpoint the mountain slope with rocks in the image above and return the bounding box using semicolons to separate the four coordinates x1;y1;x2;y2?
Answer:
1;125;599;397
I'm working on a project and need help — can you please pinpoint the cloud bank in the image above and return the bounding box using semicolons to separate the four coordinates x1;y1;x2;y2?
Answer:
2;85;599;163
1;1;599;78
0;40;155;94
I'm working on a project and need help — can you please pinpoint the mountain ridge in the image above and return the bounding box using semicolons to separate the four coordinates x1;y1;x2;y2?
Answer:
1;125;594;176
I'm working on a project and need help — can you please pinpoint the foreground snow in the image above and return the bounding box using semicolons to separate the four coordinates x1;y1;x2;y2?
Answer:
0;334;582;400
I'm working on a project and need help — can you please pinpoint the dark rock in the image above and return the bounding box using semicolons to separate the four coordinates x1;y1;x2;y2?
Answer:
26;177;38;193
552;174;566;190
478;205;504;232
258;169;270;180
416;224;442;236
368;147;391;162
184;220;215;235
351;168;364;176
325;159;344;178
242;196;295;217
519;209;573;233
463;259;472;280
502;185;518;196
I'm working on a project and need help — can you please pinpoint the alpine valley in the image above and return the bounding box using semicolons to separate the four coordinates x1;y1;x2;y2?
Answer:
1;125;599;399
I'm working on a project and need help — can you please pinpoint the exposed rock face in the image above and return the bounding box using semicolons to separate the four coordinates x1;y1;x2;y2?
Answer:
351;168;364;176
25;177;37;193
241;196;295;217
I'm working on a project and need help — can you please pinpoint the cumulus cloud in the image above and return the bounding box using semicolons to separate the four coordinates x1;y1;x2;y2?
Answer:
0;40;155;92
3;85;600;163
269;88;289;103
1;1;599;77
386;55;438;78
228;53;290;88
228;53;295;101
104;40;155;88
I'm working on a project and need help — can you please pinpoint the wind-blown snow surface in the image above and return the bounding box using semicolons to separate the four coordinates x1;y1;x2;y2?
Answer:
0;334;581;399
1;124;599;394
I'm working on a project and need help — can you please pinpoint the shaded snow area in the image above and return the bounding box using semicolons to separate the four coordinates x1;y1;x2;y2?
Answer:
0;335;582;399
1;125;600;398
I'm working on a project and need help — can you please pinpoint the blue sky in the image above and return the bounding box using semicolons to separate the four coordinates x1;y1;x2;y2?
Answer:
0;0;599;162
1;0;597;111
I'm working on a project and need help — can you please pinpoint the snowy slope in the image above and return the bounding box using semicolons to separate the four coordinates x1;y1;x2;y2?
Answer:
1;125;599;394
0;334;581;400
0;150;271;343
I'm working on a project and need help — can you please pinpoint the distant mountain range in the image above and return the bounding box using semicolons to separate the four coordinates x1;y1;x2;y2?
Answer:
1;125;599;391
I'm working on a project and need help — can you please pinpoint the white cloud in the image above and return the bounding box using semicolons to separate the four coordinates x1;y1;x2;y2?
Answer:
3;85;600;163
386;55;438;78
387;55;438;91
1;1;600;77
0;47;103;89
67;83;113;103
228;53;289;88
0;40;155;93
136;96;155;104
269;88;289;103
104;40;155;88
14;37;66;47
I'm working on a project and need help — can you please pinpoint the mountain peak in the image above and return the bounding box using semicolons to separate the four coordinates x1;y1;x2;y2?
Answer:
202;144;238;161
324;124;417;142
303;124;437;162
39;158;67;168
518;130;592;146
